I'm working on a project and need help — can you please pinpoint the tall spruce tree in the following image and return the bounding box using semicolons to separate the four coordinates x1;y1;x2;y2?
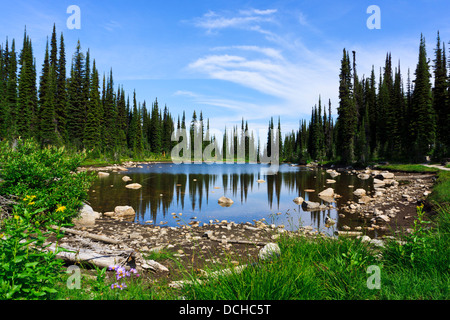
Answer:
433;31;449;158
17;29;37;138
67;40;86;147
6;39;18;137
336;49;357;164
410;34;435;161
84;60;101;149
55;32;67;142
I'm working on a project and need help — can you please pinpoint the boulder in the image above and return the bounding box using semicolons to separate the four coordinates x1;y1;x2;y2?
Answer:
125;183;142;189
376;215;391;223
114;205;136;218
258;243;281;261
98;172;110;177
302;201;321;211
122;176;132;182
257;179;266;183
293;197;304;205
373;178;385;185
376;172;395;180
328;170;340;178
218;196;234;207
358;195;372;204
357;173;370;180
353;188;366;197
73;204;101;227
318;188;335;198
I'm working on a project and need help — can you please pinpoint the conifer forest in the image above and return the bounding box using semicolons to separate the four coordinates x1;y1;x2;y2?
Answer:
0;25;448;164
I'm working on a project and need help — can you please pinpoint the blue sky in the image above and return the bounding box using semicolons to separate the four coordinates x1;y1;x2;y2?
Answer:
0;0;449;138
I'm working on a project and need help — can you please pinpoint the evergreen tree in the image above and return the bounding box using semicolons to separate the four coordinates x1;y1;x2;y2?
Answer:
410;34;435;161
336;49;357;164
83;60;101;149
5;39;18;138
39;64;57;145
102;69;116;150
17;29;37;138
116;86;127;152
55;32;67;142
67;40;86;147
149;98;161;153
432;31;449;158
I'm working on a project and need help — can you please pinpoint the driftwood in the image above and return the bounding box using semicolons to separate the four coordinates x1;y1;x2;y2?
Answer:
45;226;169;272
50;225;121;244
204;231;268;246
46;244;130;269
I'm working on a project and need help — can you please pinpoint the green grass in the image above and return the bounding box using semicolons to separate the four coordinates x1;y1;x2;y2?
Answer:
428;171;450;205
177;206;449;300
375;164;439;173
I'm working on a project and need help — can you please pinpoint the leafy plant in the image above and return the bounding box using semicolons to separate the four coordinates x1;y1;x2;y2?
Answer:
0;205;65;299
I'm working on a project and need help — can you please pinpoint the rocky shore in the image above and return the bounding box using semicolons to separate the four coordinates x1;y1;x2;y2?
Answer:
63;162;436;282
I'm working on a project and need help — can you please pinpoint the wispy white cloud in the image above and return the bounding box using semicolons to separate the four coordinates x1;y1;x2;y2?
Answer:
102;20;122;32
184;7;341;132
190;7;277;34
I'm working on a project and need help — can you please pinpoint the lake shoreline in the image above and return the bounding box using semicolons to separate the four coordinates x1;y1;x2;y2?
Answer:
68;161;437;284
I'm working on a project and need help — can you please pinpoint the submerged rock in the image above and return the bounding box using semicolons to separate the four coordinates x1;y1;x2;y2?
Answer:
125;183;142;189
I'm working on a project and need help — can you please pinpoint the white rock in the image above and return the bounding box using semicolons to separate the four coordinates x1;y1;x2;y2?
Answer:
114;205;136;218
318;188;335;198
353;188;366;197
122;176;132;182
73;204;101;226
357;173;370;180
125;183;142;189
293;197;304;205
218;196;234;206
98;172;109;177
258;243;281;261
302;201;321;211
376;172;395;180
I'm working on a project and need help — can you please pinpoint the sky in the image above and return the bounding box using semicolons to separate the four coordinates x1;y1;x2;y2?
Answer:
0;0;449;139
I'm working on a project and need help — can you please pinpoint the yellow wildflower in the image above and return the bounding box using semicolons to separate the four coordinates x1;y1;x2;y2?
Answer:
28;202;35;206
56;205;66;213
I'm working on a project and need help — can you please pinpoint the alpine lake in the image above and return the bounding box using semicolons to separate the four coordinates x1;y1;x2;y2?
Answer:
86;162;380;237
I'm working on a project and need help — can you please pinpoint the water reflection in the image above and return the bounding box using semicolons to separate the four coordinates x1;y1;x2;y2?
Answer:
87;163;374;235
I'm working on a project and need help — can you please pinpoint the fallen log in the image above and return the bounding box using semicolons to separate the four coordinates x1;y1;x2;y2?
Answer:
141;259;169;272
46;244;128;269
50;225;121;244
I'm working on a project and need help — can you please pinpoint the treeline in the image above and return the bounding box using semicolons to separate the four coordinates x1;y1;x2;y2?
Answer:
284;32;449;165
0;25;178;159
1;26;448;164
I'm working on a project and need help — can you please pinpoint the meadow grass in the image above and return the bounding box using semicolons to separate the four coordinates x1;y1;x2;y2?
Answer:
375;164;440;173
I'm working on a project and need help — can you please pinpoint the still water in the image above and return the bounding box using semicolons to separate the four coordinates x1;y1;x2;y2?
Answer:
87;163;374;235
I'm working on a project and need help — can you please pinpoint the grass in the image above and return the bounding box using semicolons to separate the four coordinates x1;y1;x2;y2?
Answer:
428;171;450;205
375;164;440;173
177;204;449;300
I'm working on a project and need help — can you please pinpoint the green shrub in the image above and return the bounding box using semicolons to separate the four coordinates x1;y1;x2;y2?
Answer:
0;138;95;224
0;205;65;299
